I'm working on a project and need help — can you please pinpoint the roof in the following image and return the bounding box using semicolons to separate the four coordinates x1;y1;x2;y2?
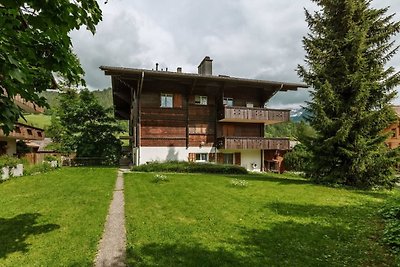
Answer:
100;66;308;91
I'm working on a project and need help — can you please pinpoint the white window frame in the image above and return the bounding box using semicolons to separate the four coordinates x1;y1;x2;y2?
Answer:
195;95;208;105
161;93;173;108
223;97;233;107
246;102;254;108
195;153;208;162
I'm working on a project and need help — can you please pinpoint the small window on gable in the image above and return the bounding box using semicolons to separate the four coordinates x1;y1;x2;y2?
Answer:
223;97;233;107
161;93;173;108
15;127;21;133
195;153;208;162
27;129;33;135
37;132;42;137
195;95;208;105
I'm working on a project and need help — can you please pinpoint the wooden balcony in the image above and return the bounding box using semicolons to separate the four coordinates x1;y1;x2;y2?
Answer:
219;106;290;124
216;137;290;150
0;123;45;140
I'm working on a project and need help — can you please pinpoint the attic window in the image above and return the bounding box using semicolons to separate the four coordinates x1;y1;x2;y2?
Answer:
27;129;33;135
15;127;21;133
195;95;207;105
37;132;42;137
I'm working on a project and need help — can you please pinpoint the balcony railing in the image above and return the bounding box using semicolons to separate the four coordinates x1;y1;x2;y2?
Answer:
219;106;290;124
216;137;290;150
0;123;45;140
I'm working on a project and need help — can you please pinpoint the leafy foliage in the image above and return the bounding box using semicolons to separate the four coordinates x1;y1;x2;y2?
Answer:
48;89;123;165
0;155;21;169
284;144;312;172
298;0;400;188
132;161;248;174
0;0;102;134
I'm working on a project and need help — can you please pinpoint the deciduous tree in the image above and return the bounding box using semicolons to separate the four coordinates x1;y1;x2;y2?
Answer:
0;0;102;134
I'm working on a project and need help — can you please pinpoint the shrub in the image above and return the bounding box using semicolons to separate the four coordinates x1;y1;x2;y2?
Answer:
230;179;249;188
132;161;247;174
379;196;400;264
0;155;21;169
284;144;311;172
24;162;54;176
44;155;58;162
152;174;169;183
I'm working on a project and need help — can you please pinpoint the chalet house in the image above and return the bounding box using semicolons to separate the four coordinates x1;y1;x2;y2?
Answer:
0;94;45;156
101;57;307;171
385;106;400;149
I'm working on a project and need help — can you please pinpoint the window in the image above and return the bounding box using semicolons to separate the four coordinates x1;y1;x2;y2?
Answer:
223;153;234;164
37;132;42;137
223;97;233;107
15;127;21;133
195;95;208;105
161;93;173;108
246;102;254;108
195;153;208;162
27;129;33;135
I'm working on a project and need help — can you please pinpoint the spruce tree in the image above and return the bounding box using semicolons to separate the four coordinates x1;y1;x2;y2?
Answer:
298;0;400;188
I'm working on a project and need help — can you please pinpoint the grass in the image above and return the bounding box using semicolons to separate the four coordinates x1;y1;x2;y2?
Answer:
0;167;117;266
125;172;400;266
18;114;51;129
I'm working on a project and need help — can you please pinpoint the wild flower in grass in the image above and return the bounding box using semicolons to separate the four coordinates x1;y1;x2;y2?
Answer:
153;174;169;183
230;179;248;188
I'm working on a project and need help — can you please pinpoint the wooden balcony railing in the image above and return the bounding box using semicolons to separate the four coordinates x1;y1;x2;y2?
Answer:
0;123;45;140
219;106;290;124
216;137;290;150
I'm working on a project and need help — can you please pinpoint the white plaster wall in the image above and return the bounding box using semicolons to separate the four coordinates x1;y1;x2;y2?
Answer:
217;149;262;172
240;150;262;172
0;137;17;155
139;146;216;164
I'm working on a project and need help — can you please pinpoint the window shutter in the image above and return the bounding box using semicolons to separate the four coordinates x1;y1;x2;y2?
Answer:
217;153;224;164
174;93;183;108
188;153;196;162
208;153;215;162
234;152;241;166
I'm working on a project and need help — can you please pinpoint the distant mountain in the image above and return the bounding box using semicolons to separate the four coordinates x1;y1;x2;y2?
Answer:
290;107;310;123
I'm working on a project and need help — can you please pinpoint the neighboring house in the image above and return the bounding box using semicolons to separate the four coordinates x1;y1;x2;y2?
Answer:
100;56;307;171
0;94;45;156
385;106;400;149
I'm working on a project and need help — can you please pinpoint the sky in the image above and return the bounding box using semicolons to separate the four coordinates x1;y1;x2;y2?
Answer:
70;0;400;110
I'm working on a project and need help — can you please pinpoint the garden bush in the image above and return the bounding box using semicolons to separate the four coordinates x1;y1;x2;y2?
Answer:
24;162;55;176
132;161;248;174
379;196;400;264
0;155;21;169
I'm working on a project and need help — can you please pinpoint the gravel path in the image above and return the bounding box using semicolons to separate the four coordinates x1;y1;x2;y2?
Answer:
94;170;126;267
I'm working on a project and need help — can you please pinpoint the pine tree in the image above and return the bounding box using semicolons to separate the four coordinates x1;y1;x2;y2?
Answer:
298;0;400;188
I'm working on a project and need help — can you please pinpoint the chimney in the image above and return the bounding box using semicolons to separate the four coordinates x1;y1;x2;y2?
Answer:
177;67;182;73
198;56;213;75
155;63;159;71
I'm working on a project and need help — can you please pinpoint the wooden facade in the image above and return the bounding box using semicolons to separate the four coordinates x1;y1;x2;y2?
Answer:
101;57;307;170
0;123;45;141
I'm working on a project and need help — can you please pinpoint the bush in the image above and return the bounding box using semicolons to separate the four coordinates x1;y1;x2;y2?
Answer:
379;196;400;264
0;155;21;169
44;155;58;162
24;162;55;176
132;161;248;174
284;144;311;172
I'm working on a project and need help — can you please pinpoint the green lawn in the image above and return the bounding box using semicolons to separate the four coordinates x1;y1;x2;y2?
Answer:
18;114;51;129
125;172;399;266
0;167;117;266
